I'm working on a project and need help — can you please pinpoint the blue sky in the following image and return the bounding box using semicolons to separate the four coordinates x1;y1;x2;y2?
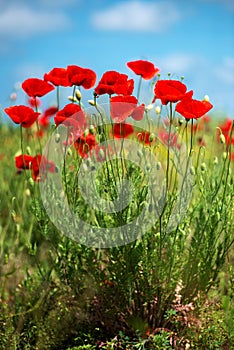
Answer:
0;0;234;119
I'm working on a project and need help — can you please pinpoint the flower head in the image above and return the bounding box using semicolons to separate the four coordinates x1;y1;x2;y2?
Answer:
127;60;160;80
22;78;54;97
94;71;134;96
153;79;187;105
67;65;97;89
44;67;72;87
4;105;40;128
175;98;213;120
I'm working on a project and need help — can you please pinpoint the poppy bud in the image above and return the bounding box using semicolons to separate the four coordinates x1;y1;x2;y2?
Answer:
216;211;220;221
75;89;82;100
67;148;72;156
145;104;154;111
29;178;34;187
156;161;161;170
55;133;60;143
213;156;218;165
220;134;226;144
88;100;96;106
145;164;151;172
25;188;31;197
26;146;31;155
222;152;228;160
98;148;105;160
89;125;95;135
155;106;161;114
200;162;206;172
178;119;184;126
68;95;78;103
190;166;195;175
149;133;155;142
203;94;209;102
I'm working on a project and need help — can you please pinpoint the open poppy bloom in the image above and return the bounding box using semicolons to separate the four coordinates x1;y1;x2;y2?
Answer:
127;60;160;80
31;155;57;181
4;105;40;128
218;119;234;145
137;131;152;145
110;95;138;123
15;154;56;181
74;134;97;158
67;65;97;89
113;123;134;138
15;154;34;169
131;104;145;121
153;80;187;105
54;103;86;131
44;67;72;87
94;71;134;96
175;98;213;120
22;78;54;97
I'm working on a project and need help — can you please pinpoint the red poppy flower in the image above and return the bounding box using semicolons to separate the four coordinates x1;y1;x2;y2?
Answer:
22;78;54;97
94;71;134;96
175;98;213;119
218;119;234;145
44;67;72;87
39;106;58;128
127;60;160;80
74;134;97;158
113;123;134;138
54;103;86;130
131;104;145;121
153;80;187;105
110;95;138;123
67;65;97;89
31;155;57;182
4;105;40;128
137;131;151;145
15;154;34;169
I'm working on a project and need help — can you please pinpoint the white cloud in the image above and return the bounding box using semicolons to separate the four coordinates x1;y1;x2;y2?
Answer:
157;53;203;75
0;5;72;39
91;1;181;32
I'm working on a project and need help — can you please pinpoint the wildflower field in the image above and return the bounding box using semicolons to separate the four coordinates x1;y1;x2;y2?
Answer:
0;60;233;349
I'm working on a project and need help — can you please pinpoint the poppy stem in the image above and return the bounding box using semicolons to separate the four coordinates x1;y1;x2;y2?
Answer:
57;86;60;110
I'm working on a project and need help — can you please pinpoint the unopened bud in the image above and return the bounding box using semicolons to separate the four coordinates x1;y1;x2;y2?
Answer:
190;166;195;175
223;152;228;160
155;106;161;114
29;178;34;187
156;161;161;170
213;156;218;165
200;162;206;172
75;89;82;100
149;133;155;142
220;134;226;144
55;133;60;143
203;95;209;102
88;100;96;106
145;104;154;111
26;146;31;155
25;188;31;197
216;211;220;221
89;125;95;135
178;119;184;126
68;95;78;103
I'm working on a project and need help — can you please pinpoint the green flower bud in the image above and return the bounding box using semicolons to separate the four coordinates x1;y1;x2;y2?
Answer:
220;134;226;144
75;89;82;100
55;133;60;143
149;133;155;142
